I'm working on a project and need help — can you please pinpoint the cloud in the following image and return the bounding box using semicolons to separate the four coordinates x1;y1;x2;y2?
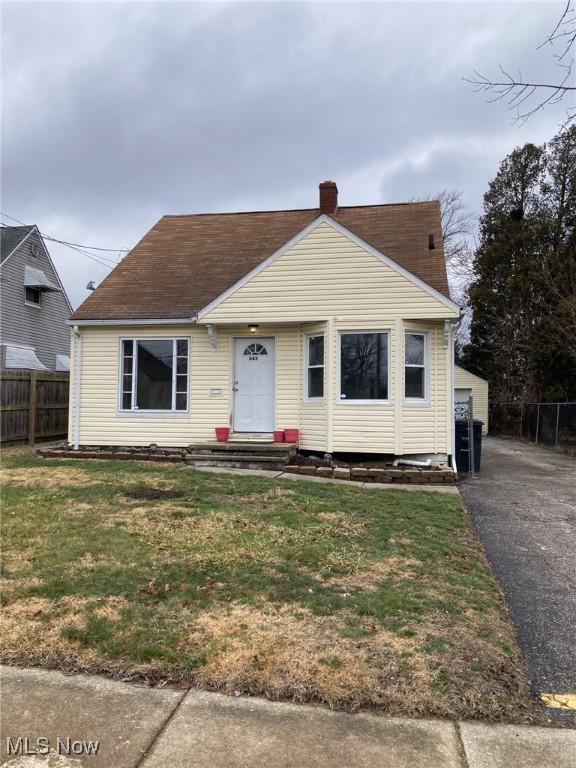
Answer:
1;1;568;307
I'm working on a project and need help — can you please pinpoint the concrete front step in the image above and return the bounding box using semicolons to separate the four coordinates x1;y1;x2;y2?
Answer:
190;449;293;459
186;457;288;471
185;441;297;471
228;432;274;442
188;442;297;457
186;453;288;463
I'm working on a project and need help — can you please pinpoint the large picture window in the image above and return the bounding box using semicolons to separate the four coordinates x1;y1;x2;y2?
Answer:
405;332;427;400
120;338;189;412
340;332;388;401
306;334;324;399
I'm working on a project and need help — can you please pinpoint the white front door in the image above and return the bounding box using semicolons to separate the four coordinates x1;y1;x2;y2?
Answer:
233;337;275;432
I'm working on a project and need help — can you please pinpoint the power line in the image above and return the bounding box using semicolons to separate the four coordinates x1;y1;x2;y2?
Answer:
45;237;128;253
1;211;128;269
1;220;114;270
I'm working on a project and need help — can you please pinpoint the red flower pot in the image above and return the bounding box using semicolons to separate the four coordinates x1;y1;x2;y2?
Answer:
273;430;285;443
284;428;300;443
215;427;230;442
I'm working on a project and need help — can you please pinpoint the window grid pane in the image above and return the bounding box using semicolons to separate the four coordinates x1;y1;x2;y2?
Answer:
121;338;188;411
307;335;324;398
404;333;426;399
340;332;388;400
175;339;189;410
405;367;425;399
121;340;134;410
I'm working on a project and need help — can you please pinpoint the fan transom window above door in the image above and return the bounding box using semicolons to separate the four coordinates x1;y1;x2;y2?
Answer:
243;343;268;358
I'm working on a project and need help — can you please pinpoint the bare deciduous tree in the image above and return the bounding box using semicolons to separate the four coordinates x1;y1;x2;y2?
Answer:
437;189;476;284
466;1;576;124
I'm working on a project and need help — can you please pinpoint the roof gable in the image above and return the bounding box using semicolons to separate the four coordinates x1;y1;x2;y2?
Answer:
1;225;72;312
199;215;458;319
71;200;451;321
1;225;35;263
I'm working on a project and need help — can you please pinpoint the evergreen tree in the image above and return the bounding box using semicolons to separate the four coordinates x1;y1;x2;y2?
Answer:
462;126;576;402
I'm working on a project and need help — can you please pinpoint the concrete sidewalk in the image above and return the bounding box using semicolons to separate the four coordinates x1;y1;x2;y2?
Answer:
1;667;575;768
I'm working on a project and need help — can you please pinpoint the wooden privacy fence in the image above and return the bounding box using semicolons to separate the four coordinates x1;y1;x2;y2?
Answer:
1;371;70;445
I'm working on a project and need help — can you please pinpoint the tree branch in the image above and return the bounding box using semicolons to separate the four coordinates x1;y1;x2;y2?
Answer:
466;2;576;124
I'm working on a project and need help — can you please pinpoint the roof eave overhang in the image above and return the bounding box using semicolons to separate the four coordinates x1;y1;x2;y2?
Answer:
66;317;198;326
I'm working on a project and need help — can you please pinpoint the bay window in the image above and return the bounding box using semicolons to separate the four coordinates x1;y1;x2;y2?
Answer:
340;332;389;401
120;338;189;412
306;334;324;399
405;332;427;401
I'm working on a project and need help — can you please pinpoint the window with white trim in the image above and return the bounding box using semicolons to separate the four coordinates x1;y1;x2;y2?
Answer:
120;338;189;412
405;332;427;400
306;334;324;399
340;332;389;401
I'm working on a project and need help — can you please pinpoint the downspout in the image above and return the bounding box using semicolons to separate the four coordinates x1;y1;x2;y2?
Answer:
445;319;458;475
73;325;82;450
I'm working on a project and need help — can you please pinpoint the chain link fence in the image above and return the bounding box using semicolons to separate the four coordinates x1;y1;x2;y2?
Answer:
489;402;576;455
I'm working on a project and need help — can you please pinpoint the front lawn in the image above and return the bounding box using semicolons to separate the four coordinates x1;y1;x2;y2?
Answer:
0;448;531;720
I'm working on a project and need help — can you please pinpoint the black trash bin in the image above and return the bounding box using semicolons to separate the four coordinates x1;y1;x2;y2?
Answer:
455;420;483;472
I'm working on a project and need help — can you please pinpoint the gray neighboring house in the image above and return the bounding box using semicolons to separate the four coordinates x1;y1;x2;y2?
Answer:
1;225;72;371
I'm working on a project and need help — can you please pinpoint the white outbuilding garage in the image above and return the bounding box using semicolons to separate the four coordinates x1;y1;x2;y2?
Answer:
454;365;489;434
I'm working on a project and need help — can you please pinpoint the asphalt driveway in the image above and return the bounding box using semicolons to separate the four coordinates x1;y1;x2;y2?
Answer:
460;437;576;712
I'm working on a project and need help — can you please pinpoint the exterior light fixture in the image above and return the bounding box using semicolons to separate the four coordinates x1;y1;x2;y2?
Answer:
249;324;259;334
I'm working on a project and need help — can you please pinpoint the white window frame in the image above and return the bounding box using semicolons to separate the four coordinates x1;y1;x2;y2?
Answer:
304;333;325;402
337;330;391;405
118;337;190;415
404;331;429;405
25;287;41;308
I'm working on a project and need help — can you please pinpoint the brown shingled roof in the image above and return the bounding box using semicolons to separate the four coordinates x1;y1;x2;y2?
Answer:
71;200;449;321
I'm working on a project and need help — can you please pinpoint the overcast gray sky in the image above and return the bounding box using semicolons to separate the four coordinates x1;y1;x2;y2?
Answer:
1;1;569;308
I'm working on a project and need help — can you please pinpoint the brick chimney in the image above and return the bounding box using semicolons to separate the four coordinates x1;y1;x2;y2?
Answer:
319;180;338;215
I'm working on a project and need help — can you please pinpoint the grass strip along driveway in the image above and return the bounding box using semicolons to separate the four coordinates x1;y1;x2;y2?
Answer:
1;448;531;721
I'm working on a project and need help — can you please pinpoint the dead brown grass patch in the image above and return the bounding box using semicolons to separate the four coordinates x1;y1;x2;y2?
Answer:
175;601;528;718
327;556;422;591
0;596;96;665
0;595;130;668
0;467;91;489
181;603;388;707
0;575;44;599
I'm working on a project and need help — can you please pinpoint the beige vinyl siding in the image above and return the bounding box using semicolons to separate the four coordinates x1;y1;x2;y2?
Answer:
202;222;458;324
455;366;489;434
402;323;449;455
200;219;456;455
331;320;396;453
69;325;299;447
71;222;456;455
300;323;328;451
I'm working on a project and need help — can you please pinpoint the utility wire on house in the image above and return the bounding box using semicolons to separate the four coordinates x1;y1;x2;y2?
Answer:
0;211;129;270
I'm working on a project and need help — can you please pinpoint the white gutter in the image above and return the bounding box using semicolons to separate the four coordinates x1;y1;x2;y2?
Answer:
73;325;82;450
66;317;197;326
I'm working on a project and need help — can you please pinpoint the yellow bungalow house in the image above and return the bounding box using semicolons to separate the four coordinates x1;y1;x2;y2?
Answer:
68;182;460;466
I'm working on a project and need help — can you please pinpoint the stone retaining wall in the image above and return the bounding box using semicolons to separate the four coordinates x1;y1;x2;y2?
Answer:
37;448;183;463
36;446;456;483
283;465;455;484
